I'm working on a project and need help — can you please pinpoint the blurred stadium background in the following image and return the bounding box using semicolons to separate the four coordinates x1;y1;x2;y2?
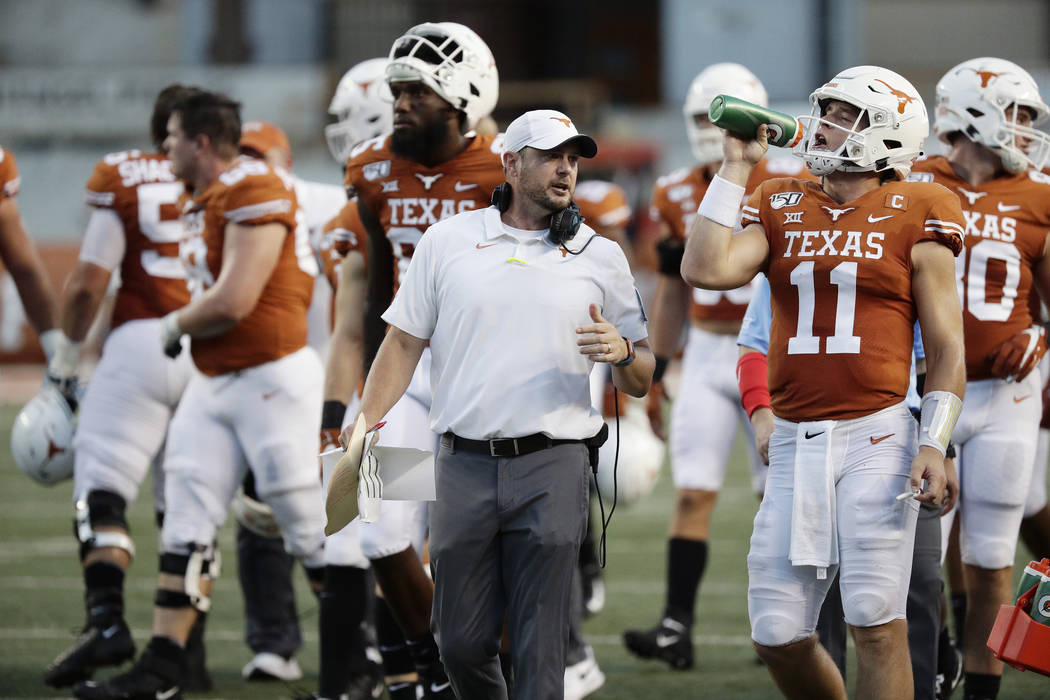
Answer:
2;0;1050;698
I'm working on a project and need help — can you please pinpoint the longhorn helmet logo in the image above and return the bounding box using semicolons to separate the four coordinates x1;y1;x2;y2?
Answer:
964;68;1004;88
550;116;572;128
874;78;917;115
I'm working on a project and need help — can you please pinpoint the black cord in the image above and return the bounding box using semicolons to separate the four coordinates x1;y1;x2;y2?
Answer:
591;387;620;568
561;232;600;256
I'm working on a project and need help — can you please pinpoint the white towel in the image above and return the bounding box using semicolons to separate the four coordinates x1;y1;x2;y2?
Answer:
788;420;838;579
358;432;382;523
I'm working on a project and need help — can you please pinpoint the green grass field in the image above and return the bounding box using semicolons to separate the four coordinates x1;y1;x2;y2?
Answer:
1;404;1049;699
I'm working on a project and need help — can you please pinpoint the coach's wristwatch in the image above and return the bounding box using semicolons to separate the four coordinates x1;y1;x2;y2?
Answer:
614;337;636;367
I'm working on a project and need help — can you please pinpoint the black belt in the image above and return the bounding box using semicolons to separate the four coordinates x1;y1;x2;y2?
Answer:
441;432;584;458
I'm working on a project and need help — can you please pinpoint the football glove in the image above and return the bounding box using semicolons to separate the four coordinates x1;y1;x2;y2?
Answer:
989;324;1047;382
45;331;80;412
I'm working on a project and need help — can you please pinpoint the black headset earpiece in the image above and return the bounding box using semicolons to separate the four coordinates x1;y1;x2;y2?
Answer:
549;201;583;246
491;182;512;213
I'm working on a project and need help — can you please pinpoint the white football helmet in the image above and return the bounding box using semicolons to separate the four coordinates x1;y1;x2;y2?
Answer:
795;65;928;179
325;58;393;164
11;385;75;485
230;487;282;539
386;22;498;131
595;405;665;507
684;63;768;164
934;57;1050;174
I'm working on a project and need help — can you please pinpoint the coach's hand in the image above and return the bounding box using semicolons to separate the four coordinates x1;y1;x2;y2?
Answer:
577;304;630;364
910;445;947;506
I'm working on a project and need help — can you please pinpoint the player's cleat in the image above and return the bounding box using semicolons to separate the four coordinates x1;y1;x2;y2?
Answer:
241;651;303;681
419;662;455;699
44;619;135;688
564;645;605;700
346;661;385;700
581;564;606;618
935;642;963;700
623;617;694;670
73;637;184;700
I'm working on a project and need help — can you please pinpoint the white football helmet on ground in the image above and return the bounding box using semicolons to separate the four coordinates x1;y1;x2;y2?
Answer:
11;384;76;485
595;402;665;507
934;57;1050;174
795;65;928;179
386;21;498;131
325;57;393;164
684;63;768;164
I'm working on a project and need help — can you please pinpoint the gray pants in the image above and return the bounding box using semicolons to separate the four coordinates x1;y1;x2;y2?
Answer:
430;442;591;700
816;502;942;699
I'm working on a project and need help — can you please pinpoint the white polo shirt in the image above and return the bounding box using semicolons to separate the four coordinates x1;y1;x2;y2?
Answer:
383;206;648;440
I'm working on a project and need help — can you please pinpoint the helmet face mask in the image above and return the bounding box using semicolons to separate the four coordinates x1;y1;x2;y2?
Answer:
795;65;929;179
683;63;768;164
325;57;393;164
934;57;1050;174
386;22;498;132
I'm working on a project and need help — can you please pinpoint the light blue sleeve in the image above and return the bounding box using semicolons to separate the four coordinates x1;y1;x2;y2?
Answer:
736;274;771;354
912;321;925;361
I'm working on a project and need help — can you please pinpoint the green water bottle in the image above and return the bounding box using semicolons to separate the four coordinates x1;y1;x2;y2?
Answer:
709;95;804;148
1016;559;1050;603
1031;573;1050;625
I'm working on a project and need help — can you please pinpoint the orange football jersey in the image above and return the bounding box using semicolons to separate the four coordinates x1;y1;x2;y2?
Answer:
84;150;191;329
345;133;504;291
318;199;367;292
574;180;631;231
910;156;1050;379
651;155;815;323
742;178;964;422
179;157;314;376
0;147;20;199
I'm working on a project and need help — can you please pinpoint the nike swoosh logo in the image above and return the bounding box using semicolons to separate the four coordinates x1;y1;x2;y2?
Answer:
998;203;1021;212
655;633;680;648
867;214;893;223
102;625;119;639
804;431;824;439
475;242;497;249
870;433;895;444
454;181;477;191
156;687;180;700
1014;394;1032;403
430;681;452;693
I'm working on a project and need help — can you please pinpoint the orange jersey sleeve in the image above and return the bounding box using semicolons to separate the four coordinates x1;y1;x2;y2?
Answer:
651;156;816;324
319;199;367;291
346;133;505;292
0;147;20;199
911;156;1050;378
574;180;631;230
743;177;963;421
84;150;190;327
183;157;313;375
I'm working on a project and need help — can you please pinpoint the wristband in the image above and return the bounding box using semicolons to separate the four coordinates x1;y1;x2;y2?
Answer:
697;174;746;229
321;400;348;430
736;351;771;418
919;391;962;458
614;337;636;367
652;356;669;383
655;237;686;276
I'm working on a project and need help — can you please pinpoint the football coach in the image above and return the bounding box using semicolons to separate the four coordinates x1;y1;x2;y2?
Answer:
346;109;653;699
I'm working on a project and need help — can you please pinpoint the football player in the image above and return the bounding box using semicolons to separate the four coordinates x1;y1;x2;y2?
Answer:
0;143;60;357
343;21;501;699
42;84;214;691
623;63;813;671
908;57;1050;700
683;65;966;698
74;88;327;700
232;119;346;684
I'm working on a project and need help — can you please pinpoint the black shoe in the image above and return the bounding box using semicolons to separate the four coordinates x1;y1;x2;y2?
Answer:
44;619;136;688
347;662;385;700
935;643;963;700
623;617;694;670
73;637;184;700
420;664;455;699
183;613;211;692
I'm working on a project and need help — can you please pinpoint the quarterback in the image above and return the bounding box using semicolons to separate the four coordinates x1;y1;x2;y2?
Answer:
683;66;966;699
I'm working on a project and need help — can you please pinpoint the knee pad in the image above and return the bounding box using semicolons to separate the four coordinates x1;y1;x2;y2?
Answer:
74;490;135;560
843;590;894;628
750;612;807;647
157;545;218;613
